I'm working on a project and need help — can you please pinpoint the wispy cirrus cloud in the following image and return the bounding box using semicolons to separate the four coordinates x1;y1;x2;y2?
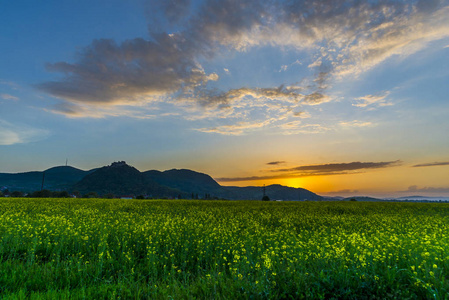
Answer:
353;92;392;108
0;120;49;145
45;101;166;119
339;120;374;128
279;59;302;72
278;122;330;135
412;161;449;167
0;80;19;90
195;118;277;135
1;94;19;101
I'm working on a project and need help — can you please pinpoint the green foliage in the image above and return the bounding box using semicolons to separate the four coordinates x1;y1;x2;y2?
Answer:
0;199;448;298
29;190;69;198
104;193;115;199
30;189;53;198
262;195;270;201
53;191;70;198
83;191;98;198
9;191;24;197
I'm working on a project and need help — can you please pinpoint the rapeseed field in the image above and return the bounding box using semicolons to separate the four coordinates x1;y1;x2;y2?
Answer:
0;198;448;299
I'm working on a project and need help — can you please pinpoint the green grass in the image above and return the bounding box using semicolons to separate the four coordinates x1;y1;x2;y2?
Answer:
0;198;448;299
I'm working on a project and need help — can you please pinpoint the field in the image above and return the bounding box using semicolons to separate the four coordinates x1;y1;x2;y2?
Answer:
0;198;448;299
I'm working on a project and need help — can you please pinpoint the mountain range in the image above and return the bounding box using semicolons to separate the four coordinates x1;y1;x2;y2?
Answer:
0;161;322;201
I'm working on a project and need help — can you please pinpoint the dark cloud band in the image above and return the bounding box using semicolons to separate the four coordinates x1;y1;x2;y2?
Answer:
274;160;401;173
412;162;449;167
266;161;286;165
218;160;400;182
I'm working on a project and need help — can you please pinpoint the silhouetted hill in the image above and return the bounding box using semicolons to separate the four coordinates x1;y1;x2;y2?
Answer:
72;162;184;197
45;166;96;182
0;166;94;192
321;196;345;201
219;184;322;201
391;196;449;201
1;162;322;200
144;169;221;195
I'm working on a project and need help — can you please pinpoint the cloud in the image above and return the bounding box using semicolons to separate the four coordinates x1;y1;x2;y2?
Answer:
0;94;19;101
147;0;192;31
292;111;310;118
302;92;332;105
46;102;156;119
308;58;322;69
279;65;288;72
194;85;304;107
412;161;449;167
189;85;331;114
339;120;373;128
291;2;449;78
279;59;302;72
38;37;219;106
187;85;311;135
38;0;449;135
0;80;19;90
274;160;401;173
196;119;274;135
216;172;348;182
405;185;449;193
223;68;230;75
218;160;401;182
353;92;392;108
325;189;359;195
279;122;330;135
267;161;286;165
0;120;49;145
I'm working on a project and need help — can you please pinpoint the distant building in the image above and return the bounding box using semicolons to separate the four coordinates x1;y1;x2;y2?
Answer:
111;161;127;167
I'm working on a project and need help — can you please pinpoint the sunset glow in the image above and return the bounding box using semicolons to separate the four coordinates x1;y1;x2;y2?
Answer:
1;0;449;198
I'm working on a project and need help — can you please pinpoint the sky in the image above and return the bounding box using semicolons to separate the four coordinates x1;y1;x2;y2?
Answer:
1;0;449;198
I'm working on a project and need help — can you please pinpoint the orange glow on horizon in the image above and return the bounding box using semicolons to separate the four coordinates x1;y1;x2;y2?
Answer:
216;164;449;197
217;176;337;194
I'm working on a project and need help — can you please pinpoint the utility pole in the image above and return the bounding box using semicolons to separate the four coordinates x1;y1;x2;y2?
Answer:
263;184;266;198
66;158;68;166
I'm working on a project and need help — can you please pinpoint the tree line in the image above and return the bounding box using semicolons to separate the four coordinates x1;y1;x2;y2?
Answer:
0;189;224;200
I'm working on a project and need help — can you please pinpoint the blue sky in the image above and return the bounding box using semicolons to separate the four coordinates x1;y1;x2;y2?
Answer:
1;0;449;197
